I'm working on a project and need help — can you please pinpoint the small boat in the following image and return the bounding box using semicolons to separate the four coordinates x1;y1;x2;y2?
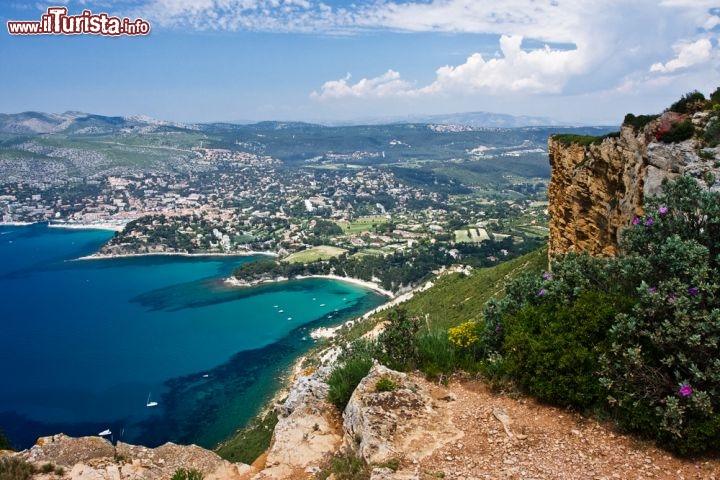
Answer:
146;393;158;407
319;303;326;307
98;429;112;436
287;317;292;321
202;374;209;378
278;309;284;313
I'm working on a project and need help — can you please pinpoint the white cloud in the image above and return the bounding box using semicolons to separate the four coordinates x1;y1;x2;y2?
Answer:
421;35;584;94
311;70;417;99
650;39;713;73
313;34;585;99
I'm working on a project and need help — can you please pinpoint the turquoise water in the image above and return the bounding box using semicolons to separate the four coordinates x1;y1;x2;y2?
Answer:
0;224;385;449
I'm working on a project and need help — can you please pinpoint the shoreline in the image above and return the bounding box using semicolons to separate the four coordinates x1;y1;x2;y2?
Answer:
76;250;278;261
225;273;394;298
0;221;34;227
48;221;127;232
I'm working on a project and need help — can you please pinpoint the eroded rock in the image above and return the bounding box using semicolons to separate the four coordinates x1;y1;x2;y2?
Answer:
343;364;462;466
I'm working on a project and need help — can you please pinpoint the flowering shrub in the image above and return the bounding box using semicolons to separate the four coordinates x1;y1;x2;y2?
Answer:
447;321;480;350
599;179;720;453
479;176;720;454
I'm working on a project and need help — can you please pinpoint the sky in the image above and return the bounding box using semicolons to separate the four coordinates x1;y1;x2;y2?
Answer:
1;0;719;125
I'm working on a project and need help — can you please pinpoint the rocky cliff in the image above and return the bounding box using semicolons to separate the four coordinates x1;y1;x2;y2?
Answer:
548;110;720;258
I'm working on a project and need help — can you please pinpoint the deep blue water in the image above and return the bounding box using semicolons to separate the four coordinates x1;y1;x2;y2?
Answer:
0;224;385;449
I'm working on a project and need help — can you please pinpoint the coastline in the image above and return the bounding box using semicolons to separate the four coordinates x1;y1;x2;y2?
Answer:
48;221;127;232
76;250;278;261
0;221;34;227
225;273;394;298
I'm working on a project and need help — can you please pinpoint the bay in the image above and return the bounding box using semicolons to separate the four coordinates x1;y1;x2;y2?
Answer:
0;224;386;449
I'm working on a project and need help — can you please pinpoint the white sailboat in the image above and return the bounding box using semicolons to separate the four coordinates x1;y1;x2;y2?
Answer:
146;392;158;407
98;429;112;436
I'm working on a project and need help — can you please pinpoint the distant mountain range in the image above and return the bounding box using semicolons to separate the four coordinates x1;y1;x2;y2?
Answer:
0;111;197;135
0;110;575;135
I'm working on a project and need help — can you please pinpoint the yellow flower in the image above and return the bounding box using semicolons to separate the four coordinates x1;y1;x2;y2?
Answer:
448;321;479;350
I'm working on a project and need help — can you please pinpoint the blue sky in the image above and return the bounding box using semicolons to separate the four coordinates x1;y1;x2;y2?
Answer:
1;0;718;124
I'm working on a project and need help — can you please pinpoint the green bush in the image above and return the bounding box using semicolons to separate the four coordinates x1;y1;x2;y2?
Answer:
171;467;204;480
703;117;720;147
623;113;660;131
478;176;720;455
319;450;370;480
327;340;376;410
415;331;458;381
0;429;11;450
599;177;720;455
501;291;634;410
551;134;607;147
668;90;707;114
659;119;695;143
376;309;420;371
0;457;36;480
711;87;720;106
215;411;278;464
375;377;398;392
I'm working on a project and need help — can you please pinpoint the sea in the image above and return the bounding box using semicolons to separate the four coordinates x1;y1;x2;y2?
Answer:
0;224;386;450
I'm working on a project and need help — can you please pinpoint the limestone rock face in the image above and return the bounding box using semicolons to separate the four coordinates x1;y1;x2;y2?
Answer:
548;111;720;258
11;434;256;480
255;348;344;480
342;364;462;466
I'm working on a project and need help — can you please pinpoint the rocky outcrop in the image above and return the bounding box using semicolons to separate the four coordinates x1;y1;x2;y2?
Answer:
548;111;720;257
255;348;344;479
11;434;256;480
342;364;462;466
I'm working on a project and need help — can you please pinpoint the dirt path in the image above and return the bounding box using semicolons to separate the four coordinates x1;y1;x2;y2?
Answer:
407;376;719;480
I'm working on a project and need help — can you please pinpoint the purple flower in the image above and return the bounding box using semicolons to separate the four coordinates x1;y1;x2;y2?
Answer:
542;272;554;280
668;294;677;303
659;206;669;214
679;384;693;397
538;288;546;297
633;217;640;225
689;287;699;296
645;217;654;226
648;287;657;293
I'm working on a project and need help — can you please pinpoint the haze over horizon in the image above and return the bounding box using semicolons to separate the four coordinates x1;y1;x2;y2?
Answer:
1;1;718;125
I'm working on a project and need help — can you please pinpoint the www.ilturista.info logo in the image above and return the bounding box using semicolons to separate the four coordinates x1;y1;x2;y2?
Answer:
7;6;150;36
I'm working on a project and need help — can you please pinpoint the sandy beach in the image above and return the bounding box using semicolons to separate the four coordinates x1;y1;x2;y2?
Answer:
0;221;34;227
77;250;277;261
225;273;394;298
48;221;128;232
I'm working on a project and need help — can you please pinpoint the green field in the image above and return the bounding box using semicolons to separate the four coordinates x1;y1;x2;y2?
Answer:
284;245;347;263
454;227;490;243
337;215;389;234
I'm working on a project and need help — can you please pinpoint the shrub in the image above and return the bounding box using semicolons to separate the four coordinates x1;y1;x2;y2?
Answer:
711;87;720;106
375;377;398;392
171;467;204;480
703;117;720;147
327;340;376;410
376;309;420;371
599;177;720;455
659;119;695;143
668;90;707;114
623;113;660;131
0;429;11;450
415;331;458;381
478;176;720;454
501;291;634;410
320;449;370;480
447;321;479;350
215;410;278;464
551;134;608;147
0;457;36;480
